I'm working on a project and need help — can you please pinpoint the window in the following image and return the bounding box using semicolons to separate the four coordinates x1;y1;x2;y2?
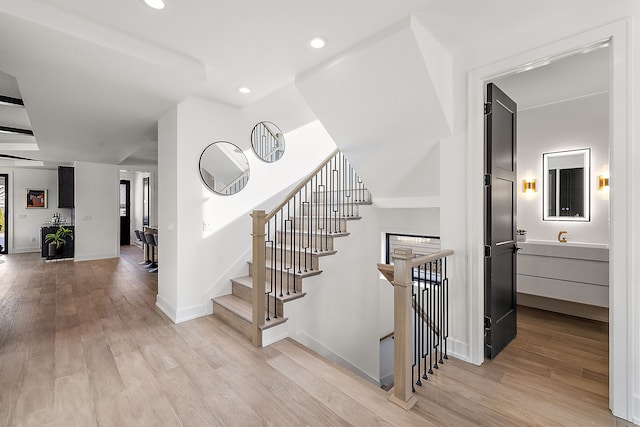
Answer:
385;233;441;281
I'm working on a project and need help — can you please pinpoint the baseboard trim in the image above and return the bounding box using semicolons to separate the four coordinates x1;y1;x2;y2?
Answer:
262;323;289;346
155;296;177;323
175;303;207;324
447;337;470;363
633;393;640;425
12;247;40;254
74;253;118;262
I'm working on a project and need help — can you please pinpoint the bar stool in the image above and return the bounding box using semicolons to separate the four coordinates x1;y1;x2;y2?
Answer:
135;230;151;265
143;232;157;270
149;234;158;273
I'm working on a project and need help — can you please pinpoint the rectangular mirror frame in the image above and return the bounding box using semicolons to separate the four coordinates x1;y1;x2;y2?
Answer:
542;148;591;222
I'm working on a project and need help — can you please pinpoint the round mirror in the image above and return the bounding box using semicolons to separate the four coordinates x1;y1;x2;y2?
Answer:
251;121;285;163
199;141;250;195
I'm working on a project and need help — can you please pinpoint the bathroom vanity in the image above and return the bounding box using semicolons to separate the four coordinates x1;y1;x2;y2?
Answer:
517;240;609;320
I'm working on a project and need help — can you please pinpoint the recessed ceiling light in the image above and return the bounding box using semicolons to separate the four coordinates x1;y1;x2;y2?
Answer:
308;37;326;49
144;0;165;10
238;87;251;94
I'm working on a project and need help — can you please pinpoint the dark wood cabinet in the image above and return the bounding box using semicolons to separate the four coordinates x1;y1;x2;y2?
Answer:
41;226;75;259
58;166;74;208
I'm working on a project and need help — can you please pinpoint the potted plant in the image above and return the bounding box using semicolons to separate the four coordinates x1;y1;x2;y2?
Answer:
45;226;73;258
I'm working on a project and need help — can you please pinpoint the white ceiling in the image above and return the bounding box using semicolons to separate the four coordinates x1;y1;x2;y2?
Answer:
491;44;609;111
0;0;614;168
0;0;429;166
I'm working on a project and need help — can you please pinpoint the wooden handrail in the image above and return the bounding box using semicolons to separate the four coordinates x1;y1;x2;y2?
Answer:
410;250;454;268
265;148;339;221
380;331;395;342
377;250;454;282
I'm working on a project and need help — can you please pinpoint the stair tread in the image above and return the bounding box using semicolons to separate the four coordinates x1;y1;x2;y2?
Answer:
266;244;337;257
290;215;362;221
212;295;288;329
307;201;372;206
249;260;323;278
278;230;351;238
231;275;307;303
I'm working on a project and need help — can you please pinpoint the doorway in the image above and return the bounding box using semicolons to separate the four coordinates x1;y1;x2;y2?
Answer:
468;21;632;418
486;43;610;362
120;180;131;246
0;174;7;254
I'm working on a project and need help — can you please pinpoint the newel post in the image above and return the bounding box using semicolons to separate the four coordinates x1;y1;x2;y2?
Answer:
389;247;418;410
251;210;266;347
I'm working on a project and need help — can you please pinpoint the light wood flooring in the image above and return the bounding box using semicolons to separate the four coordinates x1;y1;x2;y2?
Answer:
0;247;636;426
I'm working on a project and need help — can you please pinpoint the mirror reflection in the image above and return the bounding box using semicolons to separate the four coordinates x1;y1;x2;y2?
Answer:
543;148;590;221
251;121;285;163
199;141;250;195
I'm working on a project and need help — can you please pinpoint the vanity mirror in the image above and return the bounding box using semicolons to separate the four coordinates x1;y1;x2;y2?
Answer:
199;141;250;195
251;121;285;163
543;148;590;221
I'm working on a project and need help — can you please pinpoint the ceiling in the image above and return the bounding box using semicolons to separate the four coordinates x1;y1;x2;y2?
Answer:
0;0;614;169
0;0;429;167
491;43;609;111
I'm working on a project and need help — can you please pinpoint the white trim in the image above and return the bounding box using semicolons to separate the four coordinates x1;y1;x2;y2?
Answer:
155;295;177;323
446;337;469;362
467;19;634;420
73;253;118;262
175;303;207;323
262;323;289;347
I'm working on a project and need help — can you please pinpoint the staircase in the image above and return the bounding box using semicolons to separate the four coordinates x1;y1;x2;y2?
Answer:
212;149;371;344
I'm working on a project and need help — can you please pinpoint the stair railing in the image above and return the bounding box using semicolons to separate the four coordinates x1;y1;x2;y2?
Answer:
220;171;249;195
377;247;453;410
250;148;369;347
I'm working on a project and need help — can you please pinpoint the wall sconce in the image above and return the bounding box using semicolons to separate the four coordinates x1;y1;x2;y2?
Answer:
523;178;536;193
598;175;609;190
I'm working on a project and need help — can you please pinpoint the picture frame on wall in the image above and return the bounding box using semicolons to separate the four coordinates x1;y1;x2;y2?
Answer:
26;188;47;208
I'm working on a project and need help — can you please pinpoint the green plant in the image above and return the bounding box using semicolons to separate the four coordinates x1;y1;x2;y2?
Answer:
45;226;73;249
516;229;527;235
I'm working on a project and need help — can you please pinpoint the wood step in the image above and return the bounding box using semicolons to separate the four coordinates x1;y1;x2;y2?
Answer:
301;202;364;217
313;189;371;204
275;230;349;251
265;244;336;271
287;216;359;233
231;275;307;316
212;295;287;339
248;260;322;293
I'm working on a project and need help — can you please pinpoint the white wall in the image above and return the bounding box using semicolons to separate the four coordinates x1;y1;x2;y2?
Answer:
428;5;639;421
157;94;336;323
74;162;119;261
517;93;609;244
272;206;440;383
158;105;179;317
0;167;72;253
